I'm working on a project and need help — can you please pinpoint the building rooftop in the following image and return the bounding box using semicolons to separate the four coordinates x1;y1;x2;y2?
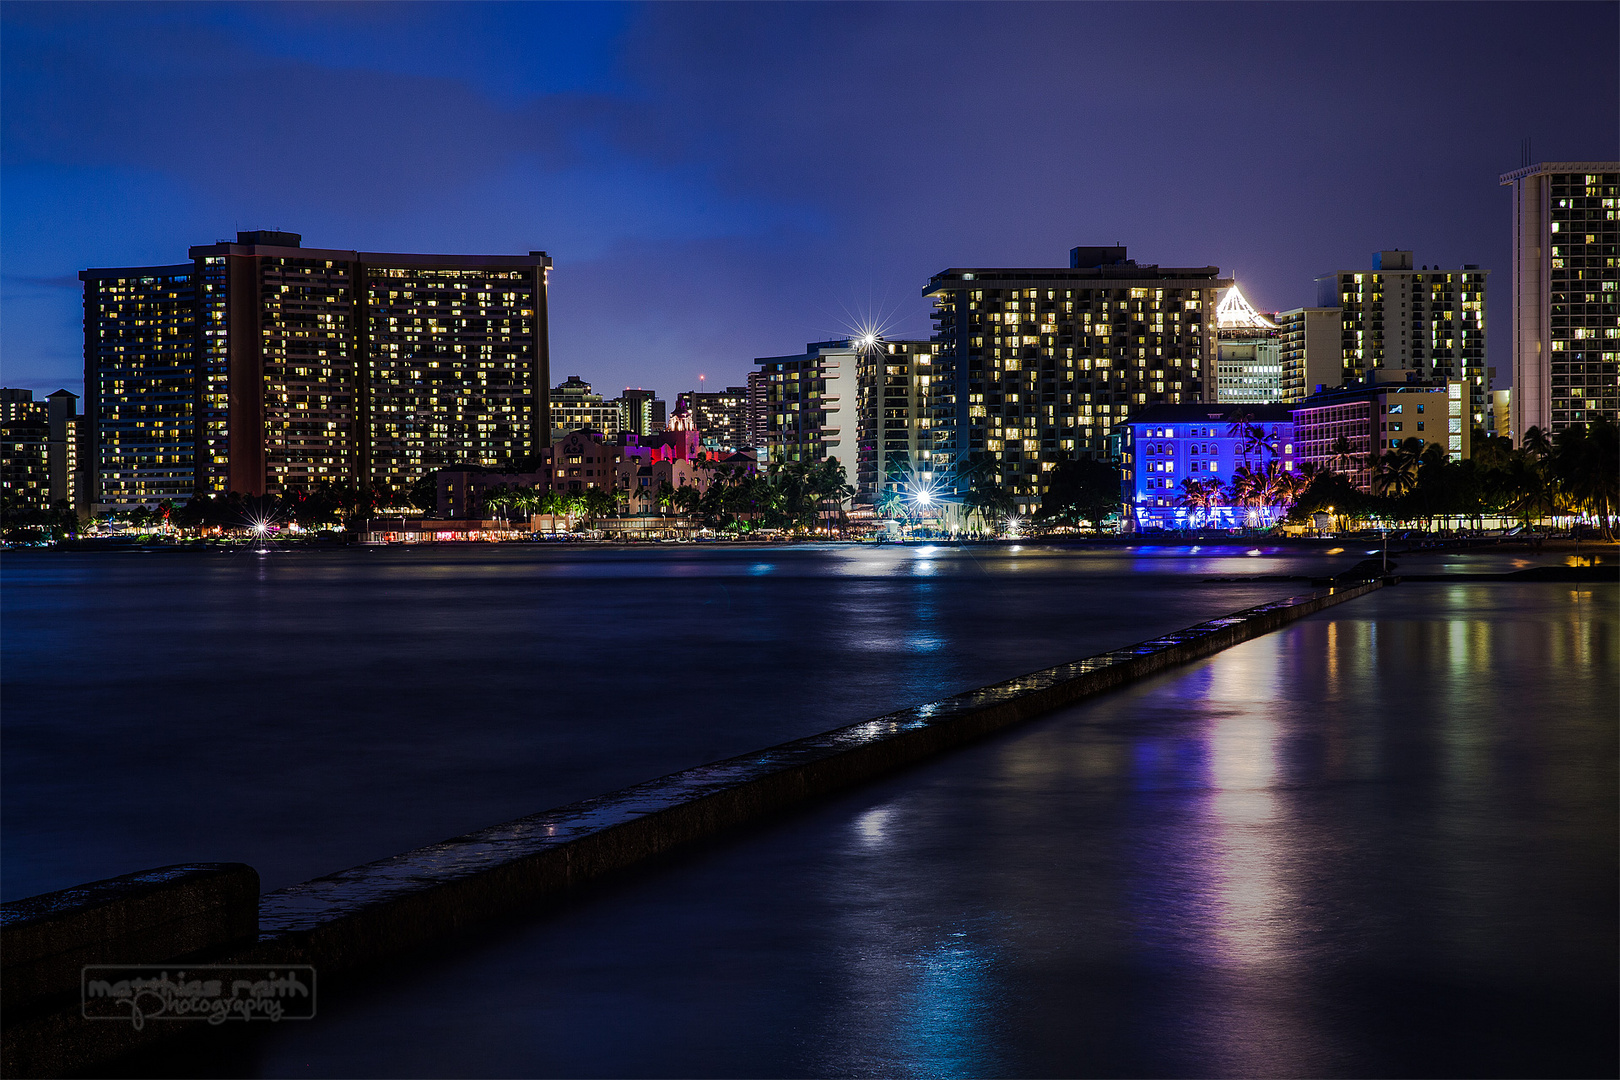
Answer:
925;264;1224;293
1499;160;1620;184
1295;381;1452;410
1127;403;1295;425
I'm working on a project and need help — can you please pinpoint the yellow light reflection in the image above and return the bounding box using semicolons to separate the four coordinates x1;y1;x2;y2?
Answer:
1201;636;1288;970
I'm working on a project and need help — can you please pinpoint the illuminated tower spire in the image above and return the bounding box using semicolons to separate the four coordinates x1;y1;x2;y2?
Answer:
1215;285;1277;330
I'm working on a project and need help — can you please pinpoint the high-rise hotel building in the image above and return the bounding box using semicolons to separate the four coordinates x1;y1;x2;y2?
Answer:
1499;162;1619;437
1313;251;1489;428
924;246;1228;514
1276;306;1344;402
854;339;936;505
81;232;550;509
752;340;860;485
690;385;753;453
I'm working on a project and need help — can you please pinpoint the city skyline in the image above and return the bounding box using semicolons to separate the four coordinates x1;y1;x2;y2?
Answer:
4;3;1616;401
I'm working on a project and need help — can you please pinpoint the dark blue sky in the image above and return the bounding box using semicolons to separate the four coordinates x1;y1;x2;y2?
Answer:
4;2;1615;400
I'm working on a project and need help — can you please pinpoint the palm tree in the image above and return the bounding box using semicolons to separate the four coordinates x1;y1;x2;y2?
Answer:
1244;423;1278;463
672;485;702;517
1372;448;1420;499
963;476;1016;535
580;487;615;524
1225;408;1256;441
482;484;510;522
1176;477;1221;511
1176;477;1223;525
1225;465;1268;528
1328;434;1357;476
810;457;854;536
1551;417;1619;538
534;488;578;531
1257;459;1308;524
1506;453;1558;526
1228;465;1264;507
1521;425;1553;461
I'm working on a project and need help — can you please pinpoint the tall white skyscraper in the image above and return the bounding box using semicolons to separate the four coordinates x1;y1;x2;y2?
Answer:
1499;162;1620;438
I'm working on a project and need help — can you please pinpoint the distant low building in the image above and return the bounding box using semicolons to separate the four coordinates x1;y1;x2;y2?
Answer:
435;413;757;523
360;517;535;544
545;429;619;494
436;465;549;520
616;456;705;516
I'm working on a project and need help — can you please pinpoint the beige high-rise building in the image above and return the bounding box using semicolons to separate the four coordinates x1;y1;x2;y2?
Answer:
1277;306;1345;401
1499;162;1619;439
1489;389;1513;441
1314;251;1489;431
752;340;858;485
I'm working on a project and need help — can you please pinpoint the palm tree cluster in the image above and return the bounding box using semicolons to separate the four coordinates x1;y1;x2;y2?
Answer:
962;474;1018;533
479;484;616;527
1157;410;1305;526
677;458;852;534
1289;418;1618;537
1173;462;1310;524
168;484;396;532
1;497;82;542
1035;457;1121;530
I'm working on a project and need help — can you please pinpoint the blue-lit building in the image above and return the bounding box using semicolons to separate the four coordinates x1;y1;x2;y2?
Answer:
1123;403;1296;530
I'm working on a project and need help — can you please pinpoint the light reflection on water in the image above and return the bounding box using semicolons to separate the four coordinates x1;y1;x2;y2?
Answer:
901;931;1001;1080
5;544;1363;901
191;581;1620;1079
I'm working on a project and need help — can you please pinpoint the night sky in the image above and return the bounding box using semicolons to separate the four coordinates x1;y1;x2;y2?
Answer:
3;2;1615;402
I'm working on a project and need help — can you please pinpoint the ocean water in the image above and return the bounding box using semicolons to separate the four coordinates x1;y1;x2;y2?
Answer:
221;580;1615;1078
5;545;1612;1077
4;541;1358;900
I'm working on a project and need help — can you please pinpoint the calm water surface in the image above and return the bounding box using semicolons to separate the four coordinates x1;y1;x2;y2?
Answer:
208;581;1614;1078
5;546;1614;1076
5;542;1369;900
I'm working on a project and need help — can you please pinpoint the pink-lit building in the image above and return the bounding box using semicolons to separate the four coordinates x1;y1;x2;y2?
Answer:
435;415;759;521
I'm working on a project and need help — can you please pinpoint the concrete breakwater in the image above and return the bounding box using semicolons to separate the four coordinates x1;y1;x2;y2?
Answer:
2;580;1380;1076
